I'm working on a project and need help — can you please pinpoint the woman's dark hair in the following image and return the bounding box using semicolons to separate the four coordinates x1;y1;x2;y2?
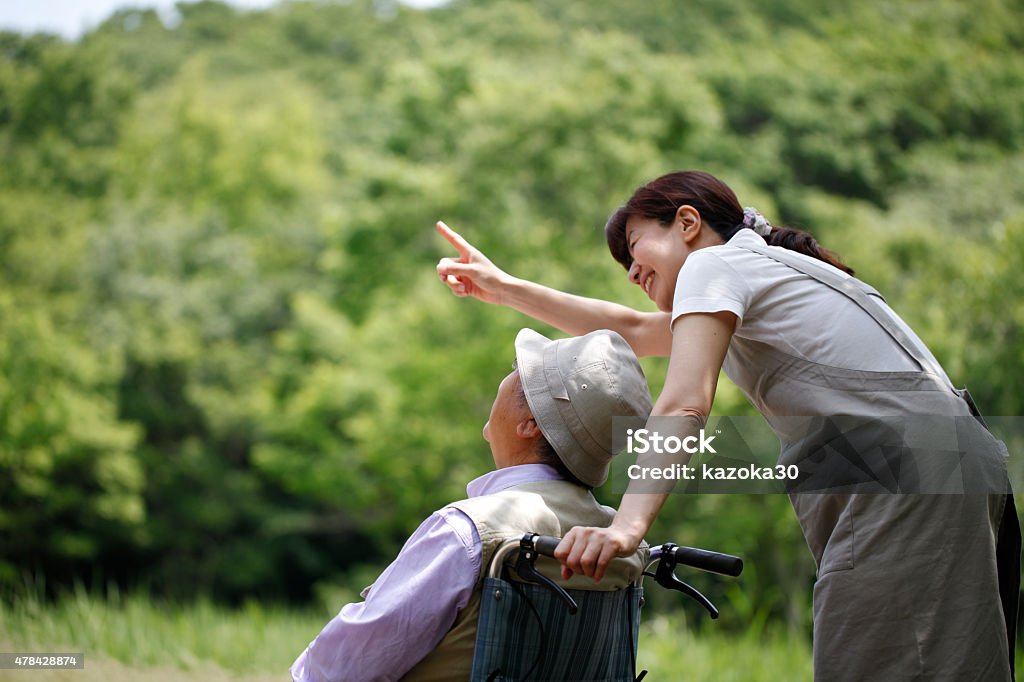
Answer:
605;170;854;275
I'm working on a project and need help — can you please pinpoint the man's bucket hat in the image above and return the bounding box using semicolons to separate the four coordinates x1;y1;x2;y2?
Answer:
514;328;653;487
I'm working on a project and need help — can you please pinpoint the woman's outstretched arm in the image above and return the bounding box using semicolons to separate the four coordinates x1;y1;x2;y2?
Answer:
435;221;672;357
554;310;736;582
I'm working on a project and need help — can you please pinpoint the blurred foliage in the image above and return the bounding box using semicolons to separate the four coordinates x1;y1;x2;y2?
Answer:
1;0;1022;637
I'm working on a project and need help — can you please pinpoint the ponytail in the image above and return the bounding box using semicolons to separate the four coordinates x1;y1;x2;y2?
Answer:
766;226;854;276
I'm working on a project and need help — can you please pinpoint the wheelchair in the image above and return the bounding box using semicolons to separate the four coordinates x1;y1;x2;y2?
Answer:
470;533;743;681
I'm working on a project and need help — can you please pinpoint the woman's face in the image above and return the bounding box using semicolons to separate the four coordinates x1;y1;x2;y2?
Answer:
625;215;689;312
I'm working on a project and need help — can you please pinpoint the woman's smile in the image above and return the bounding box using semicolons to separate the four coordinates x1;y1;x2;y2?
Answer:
624;215;692;312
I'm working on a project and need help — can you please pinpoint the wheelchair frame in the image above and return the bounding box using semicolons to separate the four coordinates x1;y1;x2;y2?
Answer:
472;533;743;681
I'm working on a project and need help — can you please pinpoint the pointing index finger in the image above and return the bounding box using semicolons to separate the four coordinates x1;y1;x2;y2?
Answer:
436;221;472;259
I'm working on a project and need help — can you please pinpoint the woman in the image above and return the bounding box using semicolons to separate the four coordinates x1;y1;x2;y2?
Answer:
436;170;1018;681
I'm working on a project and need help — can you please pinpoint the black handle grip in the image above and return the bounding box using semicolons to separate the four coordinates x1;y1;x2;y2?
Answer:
527;534;743;577
671;546;743;577
532;535;562;558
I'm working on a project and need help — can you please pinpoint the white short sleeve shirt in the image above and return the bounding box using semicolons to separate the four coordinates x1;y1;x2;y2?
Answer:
671;229;952;386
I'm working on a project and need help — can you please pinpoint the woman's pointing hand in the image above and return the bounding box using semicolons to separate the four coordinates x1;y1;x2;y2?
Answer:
436;221;511;305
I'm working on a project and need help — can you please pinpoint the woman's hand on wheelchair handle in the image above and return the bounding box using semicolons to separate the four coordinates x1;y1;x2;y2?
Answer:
555;525;640;583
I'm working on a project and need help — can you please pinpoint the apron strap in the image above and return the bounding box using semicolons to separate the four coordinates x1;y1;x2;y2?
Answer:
733;242;948;380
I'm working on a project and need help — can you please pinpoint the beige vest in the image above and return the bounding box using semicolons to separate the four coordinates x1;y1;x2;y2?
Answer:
401;479;645;682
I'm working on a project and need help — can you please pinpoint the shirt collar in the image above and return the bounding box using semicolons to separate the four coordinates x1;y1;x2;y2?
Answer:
726;227;766;246
466;463;563;498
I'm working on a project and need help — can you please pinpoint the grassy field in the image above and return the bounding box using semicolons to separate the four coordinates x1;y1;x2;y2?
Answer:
3;587;1017;681
0;587;312;681
0;587;812;681
2;585;1024;675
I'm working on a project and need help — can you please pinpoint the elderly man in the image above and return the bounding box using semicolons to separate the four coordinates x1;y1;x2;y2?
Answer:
290;328;653;681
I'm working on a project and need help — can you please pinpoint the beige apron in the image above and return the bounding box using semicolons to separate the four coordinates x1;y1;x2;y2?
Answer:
722;241;1018;681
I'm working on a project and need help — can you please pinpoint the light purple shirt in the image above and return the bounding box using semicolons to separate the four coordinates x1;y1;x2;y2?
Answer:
290;463;563;682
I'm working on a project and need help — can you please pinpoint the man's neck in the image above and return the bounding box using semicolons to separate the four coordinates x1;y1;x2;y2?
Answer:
466;463;563;498
491;446;543;470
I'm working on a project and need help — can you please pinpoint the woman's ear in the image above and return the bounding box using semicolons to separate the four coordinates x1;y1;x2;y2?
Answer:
516;417;541;440
674;205;702;242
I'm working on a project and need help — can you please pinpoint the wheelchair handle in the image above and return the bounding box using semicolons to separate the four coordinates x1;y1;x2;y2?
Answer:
511;534;743;620
650;544;743;577
528;535;743;578
532;535;562;558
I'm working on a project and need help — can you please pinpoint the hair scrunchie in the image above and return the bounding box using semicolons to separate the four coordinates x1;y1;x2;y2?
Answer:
741;207;772;237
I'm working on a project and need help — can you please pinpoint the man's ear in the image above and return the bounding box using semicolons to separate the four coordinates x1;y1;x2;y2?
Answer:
516;417;541;439
674;204;703;243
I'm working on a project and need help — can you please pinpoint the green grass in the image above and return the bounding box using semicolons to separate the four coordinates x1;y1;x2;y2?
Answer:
0;587;813;680
2;589;1020;681
638;615;813;681
0;586;322;677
